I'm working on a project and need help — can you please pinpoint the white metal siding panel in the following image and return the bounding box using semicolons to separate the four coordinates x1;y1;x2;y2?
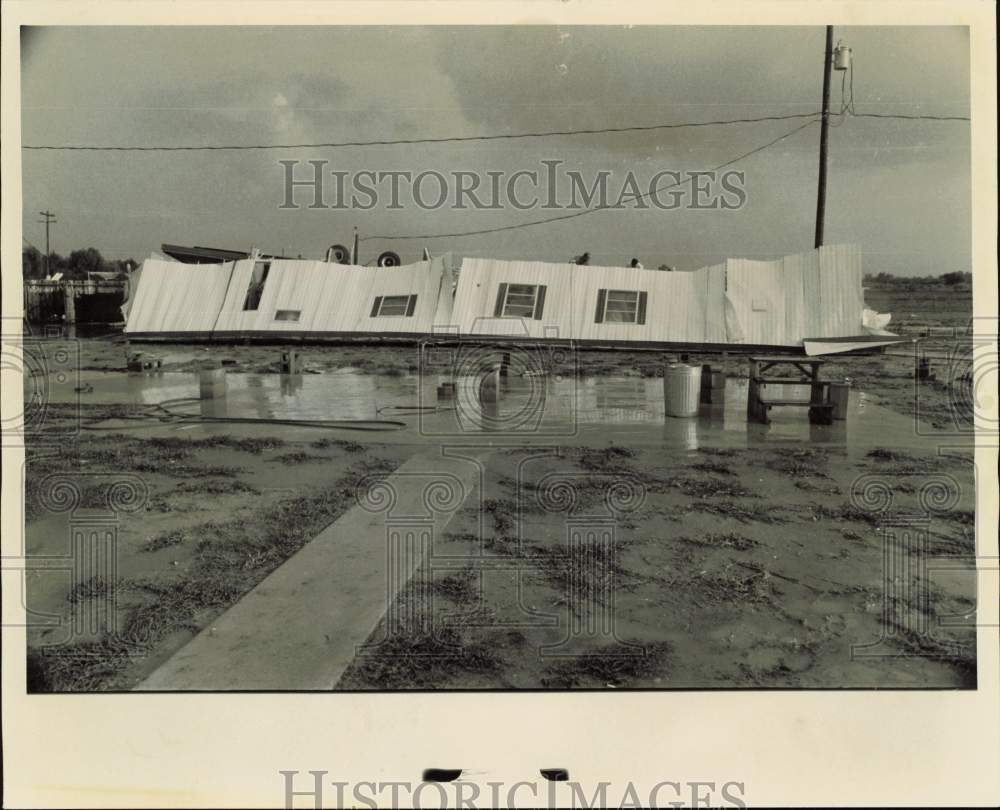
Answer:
211;258;444;334
124;259;233;334
212;259;260;333
817;243;864;338
125;245;863;345
725;245;864;346
452;259;730;343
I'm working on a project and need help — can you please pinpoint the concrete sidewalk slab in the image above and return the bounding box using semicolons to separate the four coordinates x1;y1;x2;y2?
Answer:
136;449;488;690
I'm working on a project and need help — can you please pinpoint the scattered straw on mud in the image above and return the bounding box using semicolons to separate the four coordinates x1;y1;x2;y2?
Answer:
174;479;259;496
433;567;479;604
337;628;505;689
29;458;397;691
310;437;365;452
687;566;779;608
668;475;759;499
575;445;638;473
268;450;331;465
691;461;737;476
764;448;831;478
690;501;787;524
678;532;759;552
541;641;672;687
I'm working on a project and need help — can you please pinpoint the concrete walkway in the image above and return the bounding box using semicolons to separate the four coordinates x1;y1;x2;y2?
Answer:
136;449;487;690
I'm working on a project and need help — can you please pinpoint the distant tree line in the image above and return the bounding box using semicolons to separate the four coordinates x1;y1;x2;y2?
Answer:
863;270;972;287
22;246;137;281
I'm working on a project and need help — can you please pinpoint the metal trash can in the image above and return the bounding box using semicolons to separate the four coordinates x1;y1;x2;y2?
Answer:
663;363;702;417
828;381;850;420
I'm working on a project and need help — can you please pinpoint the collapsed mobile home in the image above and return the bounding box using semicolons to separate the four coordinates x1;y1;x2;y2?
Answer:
121;244;899;355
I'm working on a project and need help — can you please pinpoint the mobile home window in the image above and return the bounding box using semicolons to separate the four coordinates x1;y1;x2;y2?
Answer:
594;289;648;324
493;283;548;319
274;309;300;322
370;294;418;317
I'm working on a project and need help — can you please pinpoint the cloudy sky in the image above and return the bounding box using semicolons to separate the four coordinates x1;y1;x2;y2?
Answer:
21;25;969;274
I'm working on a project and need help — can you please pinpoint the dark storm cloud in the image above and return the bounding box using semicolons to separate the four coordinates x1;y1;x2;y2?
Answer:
20;25;971;273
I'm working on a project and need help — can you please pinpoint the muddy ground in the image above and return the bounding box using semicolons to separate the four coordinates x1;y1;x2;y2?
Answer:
340;443;976;689
23;281;980;690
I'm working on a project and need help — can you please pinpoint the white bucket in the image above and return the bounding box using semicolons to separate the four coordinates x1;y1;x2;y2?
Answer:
663;364;702;418
199;368;227;400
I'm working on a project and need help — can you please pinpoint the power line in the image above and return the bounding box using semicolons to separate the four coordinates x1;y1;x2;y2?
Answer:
19;112;825;151
37;210;57;276
20;108;968;153
850;112;970;121
360;117;820;242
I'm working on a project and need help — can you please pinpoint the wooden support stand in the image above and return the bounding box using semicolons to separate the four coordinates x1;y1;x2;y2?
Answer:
747;355;833;425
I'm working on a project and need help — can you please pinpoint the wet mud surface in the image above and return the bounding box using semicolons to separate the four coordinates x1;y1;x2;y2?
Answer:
20;283;983;690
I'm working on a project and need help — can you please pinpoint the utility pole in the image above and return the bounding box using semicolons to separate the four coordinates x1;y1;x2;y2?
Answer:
814;26;834;249
37;210;57;276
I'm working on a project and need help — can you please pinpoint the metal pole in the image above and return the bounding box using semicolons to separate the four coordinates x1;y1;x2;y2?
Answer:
38;210;57;276
814;26;834;249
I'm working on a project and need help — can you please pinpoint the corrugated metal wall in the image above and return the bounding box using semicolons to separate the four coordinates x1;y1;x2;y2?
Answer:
124;258;233;333
125;245;865;346
209;258;447;334
127;256;451;335
449;259;728;343
725;244;863;345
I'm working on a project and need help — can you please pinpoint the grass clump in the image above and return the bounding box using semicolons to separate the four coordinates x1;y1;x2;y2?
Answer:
765;448;830;478
810;502;883;527
690;501;787;524
27;638;140;692
668;476;758;499
575;446;638;473
691;461;736;477
268;450;329;465
678;532;759;552
529;538;635;609
541;641;672;687
887;623;976;687
310;437;365;452
67;575;117;604
143;529;188;552
338;627;504;689
433;567;479;604
480;498;519;535
174;478;259;496
689;566;778;608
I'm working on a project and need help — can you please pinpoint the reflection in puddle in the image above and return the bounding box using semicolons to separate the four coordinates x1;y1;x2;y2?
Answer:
34;367;924;451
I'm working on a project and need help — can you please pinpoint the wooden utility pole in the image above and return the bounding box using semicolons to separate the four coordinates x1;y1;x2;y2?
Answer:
37;210;57;276
814;26;834;249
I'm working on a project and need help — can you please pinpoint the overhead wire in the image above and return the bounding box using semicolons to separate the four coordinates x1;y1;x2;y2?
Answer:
22;111;825;151
359;117;821;242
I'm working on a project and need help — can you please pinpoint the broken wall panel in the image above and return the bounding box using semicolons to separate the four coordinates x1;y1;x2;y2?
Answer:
124;244;871;348
123;258;233;334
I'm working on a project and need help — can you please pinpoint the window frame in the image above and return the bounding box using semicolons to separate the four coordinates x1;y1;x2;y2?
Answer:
601;289;641;324
370;294;418;318
499;283;539;318
594;288;648;325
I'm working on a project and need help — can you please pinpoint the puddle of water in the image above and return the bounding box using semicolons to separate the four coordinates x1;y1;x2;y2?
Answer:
29;367;945;453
